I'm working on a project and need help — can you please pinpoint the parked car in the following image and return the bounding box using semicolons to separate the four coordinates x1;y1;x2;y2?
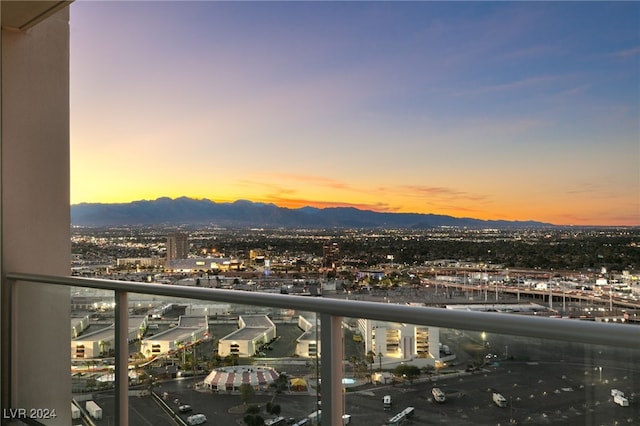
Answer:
186;414;206;425
178;404;192;413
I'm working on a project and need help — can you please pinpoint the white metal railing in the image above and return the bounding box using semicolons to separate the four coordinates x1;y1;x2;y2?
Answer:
6;272;640;426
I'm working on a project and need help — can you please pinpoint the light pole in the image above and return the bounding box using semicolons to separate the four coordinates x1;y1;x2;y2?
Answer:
598;366;602;382
510;396;514;423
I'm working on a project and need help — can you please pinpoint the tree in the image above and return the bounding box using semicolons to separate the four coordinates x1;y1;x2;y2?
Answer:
239;384;255;405
274;373;289;393
266;402;281;416
393;364;420;383
378;352;383;372
243;414;264;426
245;405;260;414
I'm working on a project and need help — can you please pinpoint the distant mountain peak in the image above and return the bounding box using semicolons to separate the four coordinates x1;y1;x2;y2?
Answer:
70;197;553;228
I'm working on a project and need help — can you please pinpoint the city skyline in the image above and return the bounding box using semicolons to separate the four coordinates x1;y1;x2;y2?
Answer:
70;1;639;226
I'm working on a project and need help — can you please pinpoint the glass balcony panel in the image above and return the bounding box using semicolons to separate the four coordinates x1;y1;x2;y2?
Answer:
9;273;638;426
71;287;116;424
342;318;639;425
73;291;325;425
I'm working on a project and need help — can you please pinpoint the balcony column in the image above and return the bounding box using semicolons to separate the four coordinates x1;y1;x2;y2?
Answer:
115;290;129;425
320;314;343;426
1;5;71;424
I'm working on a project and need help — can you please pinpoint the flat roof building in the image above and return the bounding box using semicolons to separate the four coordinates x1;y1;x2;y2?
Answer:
218;315;276;358
72;316;148;359
140;315;209;358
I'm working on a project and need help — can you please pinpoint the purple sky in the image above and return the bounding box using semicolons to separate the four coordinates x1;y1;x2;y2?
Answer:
70;1;639;226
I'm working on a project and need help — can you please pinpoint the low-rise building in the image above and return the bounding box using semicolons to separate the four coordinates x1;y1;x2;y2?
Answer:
218;315;276;357
72;315;148;359
140;315;209;358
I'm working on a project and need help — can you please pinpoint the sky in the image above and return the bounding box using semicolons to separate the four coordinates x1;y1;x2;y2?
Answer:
69;1;640;226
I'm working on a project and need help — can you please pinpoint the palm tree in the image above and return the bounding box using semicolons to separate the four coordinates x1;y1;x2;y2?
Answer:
350;355;358;378
175;340;186;366
366;350;376;382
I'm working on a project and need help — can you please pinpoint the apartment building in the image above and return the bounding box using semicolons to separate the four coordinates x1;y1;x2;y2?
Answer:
166;233;189;261
357;319;441;366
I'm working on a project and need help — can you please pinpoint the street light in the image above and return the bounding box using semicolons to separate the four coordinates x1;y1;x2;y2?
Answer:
510;396;514;423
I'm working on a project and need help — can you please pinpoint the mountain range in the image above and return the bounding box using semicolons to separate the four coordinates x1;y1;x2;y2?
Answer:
70;197;553;229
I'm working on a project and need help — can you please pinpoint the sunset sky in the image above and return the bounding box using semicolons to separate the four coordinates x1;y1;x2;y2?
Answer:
69;1;639;226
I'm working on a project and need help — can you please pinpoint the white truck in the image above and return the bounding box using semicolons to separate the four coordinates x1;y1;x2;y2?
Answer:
614;394;629;406
86;400;102;420
265;417;286;426
432;387;446;403
71;403;80;420
611;389;629;406
308;411;350;425
493;392;507;407
611;389;624;398
383;394;392;410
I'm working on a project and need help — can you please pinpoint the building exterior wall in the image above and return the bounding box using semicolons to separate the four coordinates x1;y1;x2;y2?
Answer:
428;327;440;362
72;341;100;359
141;338;173;357
295;339;320;358
218;316;276;357
73;317;148;359
1;7;72;423
116;257;163;267
166;233;188;261
359;319;440;366
294;316;320;357
139;317;208;358
218;338;252;358
72;315;91;338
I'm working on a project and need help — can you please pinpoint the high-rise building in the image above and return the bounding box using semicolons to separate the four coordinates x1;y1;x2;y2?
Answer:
166;233;189;261
323;242;340;269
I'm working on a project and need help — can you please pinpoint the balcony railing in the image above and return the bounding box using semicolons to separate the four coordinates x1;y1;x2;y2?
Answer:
6;272;640;426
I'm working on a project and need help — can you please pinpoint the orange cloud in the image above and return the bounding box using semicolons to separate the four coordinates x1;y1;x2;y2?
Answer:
255;195;394;212
260;173;353;191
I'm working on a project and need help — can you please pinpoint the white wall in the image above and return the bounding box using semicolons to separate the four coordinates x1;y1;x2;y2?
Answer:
1;7;71;424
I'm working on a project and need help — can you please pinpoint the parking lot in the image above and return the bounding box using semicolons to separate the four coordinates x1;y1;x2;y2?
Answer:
84;347;638;426
82;306;639;425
